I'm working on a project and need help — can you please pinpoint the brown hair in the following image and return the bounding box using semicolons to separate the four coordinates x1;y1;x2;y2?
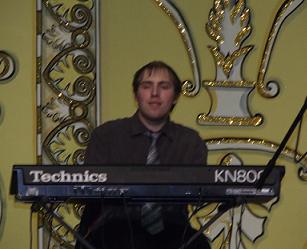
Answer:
132;61;182;97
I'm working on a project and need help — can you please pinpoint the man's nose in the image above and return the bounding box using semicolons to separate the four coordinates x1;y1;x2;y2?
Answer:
151;85;159;96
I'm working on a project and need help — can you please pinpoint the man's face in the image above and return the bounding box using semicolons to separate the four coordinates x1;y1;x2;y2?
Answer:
135;68;177;124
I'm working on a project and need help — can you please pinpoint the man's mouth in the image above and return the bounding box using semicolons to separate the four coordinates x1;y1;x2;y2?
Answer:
149;102;161;106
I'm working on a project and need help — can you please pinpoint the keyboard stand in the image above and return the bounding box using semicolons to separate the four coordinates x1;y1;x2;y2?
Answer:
179;198;241;249
31;200;97;249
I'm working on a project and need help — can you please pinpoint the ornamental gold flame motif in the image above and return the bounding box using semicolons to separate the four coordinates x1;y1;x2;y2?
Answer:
155;0;304;126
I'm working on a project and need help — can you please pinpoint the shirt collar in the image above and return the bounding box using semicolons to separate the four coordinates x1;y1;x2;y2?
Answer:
130;111;175;141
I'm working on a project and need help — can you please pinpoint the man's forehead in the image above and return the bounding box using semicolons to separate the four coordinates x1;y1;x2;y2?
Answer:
140;68;171;81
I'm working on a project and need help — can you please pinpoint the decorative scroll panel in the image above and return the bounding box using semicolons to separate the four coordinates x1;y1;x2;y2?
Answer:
37;0;99;165
36;0;99;248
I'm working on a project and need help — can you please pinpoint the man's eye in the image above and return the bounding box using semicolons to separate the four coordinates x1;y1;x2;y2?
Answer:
160;83;172;89
140;83;151;89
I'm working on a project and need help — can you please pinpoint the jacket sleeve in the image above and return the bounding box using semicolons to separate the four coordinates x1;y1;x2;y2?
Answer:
188;131;208;165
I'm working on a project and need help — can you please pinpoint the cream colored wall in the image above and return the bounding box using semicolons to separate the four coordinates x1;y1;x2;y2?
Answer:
0;1;37;249
0;1;306;249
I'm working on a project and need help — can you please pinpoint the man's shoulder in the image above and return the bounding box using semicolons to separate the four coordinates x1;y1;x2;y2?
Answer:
169;121;201;137
93;117;132;134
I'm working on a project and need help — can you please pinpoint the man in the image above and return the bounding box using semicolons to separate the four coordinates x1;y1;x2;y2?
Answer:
76;61;210;249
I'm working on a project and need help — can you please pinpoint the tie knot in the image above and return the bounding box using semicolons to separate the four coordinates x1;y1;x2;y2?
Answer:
145;131;160;142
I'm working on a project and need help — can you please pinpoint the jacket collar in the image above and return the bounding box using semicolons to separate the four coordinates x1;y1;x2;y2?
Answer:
130;111;175;141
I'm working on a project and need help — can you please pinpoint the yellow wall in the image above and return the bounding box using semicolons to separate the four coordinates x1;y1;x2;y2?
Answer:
0;1;306;249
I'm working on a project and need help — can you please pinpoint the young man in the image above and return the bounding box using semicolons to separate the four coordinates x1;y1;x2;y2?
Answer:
76;61;210;249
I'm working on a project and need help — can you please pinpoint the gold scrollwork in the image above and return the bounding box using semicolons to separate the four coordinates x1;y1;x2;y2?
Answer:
0;51;16;123
39;203;82;249
0;51;15;82
43;118;91;165
198;114;263;126
154;0;201;96
256;0;304;98
44;1;93;31
205;137;307;179
43;48;96;105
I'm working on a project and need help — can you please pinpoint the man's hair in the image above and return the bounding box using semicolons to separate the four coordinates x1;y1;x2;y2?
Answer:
132;61;182;97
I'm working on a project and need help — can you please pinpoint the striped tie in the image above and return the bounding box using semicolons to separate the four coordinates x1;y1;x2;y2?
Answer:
146;132;160;164
141;131;164;235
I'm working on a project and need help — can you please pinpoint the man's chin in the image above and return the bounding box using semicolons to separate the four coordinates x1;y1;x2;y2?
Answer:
138;111;169;124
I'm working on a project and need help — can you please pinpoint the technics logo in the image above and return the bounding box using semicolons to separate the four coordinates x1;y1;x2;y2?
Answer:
29;170;107;183
214;169;264;183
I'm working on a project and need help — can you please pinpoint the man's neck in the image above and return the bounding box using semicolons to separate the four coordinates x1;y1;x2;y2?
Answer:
137;112;168;132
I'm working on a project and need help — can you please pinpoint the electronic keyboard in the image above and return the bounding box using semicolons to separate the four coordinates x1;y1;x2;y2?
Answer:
10;165;285;203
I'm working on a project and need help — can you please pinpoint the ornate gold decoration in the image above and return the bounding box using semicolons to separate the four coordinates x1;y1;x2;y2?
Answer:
200;0;258;126
0;187;2;229
0;51;15;82
37;1;98;248
156;0;304;126
188;154;283;248
188;138;306;248
203;80;255;88
197;114;263;126
46;53;95;100
256;0;304;98
0;51;16;124
43;121;90;165
188;197;278;249
40;1;96;165
205;137;307;171
220;153;243;166
44;1;93;31
208;45;253;77
154;0;201;96
39;203;83;249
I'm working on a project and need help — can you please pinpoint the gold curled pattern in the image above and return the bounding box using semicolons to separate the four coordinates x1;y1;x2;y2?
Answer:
0;51;16;123
43;102;91;165
44;1;93;31
205;137;307;177
256;0;304;98
181;80;196;96
188;198;276;249
41;0;96;166
197;115;263;126
43;48;96;105
154;0;201;96
39;203;83;249
38;2;97;248
0;51;15;82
